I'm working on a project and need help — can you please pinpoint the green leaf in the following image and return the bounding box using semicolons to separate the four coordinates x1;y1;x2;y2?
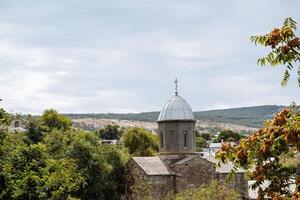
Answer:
250;35;268;45
283;17;297;30
257;57;266;66
281;69;290;86
298;66;300;87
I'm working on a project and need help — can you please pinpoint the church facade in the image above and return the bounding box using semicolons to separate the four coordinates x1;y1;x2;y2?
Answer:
127;81;249;199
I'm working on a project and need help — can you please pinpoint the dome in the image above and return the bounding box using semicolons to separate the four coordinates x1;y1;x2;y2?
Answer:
157;94;195;122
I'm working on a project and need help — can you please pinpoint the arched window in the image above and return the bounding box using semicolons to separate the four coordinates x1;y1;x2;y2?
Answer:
193;131;196;147
183;131;188;147
169;130;176;149
15;121;20;127
160;132;164;148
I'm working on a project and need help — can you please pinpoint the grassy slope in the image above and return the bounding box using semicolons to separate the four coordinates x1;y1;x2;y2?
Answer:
194;105;283;128
65;105;284;128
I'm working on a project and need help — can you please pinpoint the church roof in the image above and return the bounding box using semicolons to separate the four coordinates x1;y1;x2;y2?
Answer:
8;127;27;132
132;157;172;175
157;94;195;122
173;155;200;165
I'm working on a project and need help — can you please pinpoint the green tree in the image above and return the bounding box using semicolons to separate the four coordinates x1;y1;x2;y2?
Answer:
98;145;130;199
122;127;159;156
96;124;123;140
251;17;300;86
216;107;300;199
0;108;10;126
1;135;47;199
217;130;243;142
43;129;76;158
0;131;84;200
196;136;206;152
0;108;131;200
199;133;211;140
26;116;43;143
40;158;84;200
40;109;71;132
0;110;9;199
44;129;130;200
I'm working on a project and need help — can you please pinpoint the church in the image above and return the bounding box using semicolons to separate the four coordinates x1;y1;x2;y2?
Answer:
127;80;249;199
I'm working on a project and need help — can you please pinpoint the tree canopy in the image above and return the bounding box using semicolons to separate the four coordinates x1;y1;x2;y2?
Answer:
96;124;123;140
0;108;130;200
216;105;300;200
122;127;159;156
0;108;10;126
39;109;72;132
216;130;243;142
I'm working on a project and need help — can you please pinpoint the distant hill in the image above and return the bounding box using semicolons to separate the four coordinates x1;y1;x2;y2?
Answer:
66;105;284;128
194;105;284;128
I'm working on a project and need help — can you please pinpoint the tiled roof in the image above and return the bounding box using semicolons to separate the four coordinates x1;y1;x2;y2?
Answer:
132;157;171;175
173;155;199;165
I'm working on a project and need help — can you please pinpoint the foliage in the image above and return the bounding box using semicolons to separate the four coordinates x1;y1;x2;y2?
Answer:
0;118;8;199
40;158;84;200
96;124;124;140
122;127;159;156
26;116;43;143
0;108;9;148
250;17;300;86
44;129;130;200
0;108;10;126
0;133;84;200
199;133;211;140
196;136;206;152
0;108;130;200
24;109;71;143
40;109;72;132
164;180;241;200
1;140;47;199
216;107;300;199
221;17;300;200
216;130;243;142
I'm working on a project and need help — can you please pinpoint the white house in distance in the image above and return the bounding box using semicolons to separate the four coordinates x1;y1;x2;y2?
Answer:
208;142;236;156
9;117;27;133
100;139;118;145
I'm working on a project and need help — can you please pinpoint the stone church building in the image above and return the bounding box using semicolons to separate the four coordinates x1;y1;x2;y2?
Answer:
127;81;249;199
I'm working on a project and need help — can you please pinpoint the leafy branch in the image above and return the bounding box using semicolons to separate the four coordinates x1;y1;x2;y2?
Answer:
251;17;300;87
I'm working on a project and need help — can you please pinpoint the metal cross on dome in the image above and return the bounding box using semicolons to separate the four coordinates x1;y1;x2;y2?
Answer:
175;78;178;95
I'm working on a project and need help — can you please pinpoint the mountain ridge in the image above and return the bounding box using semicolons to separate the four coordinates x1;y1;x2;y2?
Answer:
66;105;285;128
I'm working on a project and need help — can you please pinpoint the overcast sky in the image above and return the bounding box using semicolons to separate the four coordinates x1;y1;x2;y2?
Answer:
0;0;299;114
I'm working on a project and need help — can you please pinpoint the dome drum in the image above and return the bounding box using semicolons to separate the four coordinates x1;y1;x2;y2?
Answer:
157;91;196;154
158;120;196;154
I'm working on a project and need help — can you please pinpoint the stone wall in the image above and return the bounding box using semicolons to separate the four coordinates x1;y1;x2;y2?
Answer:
127;159;175;200
171;156;216;191
216;172;249;199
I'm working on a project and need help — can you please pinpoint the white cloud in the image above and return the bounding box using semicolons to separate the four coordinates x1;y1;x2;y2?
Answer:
0;0;299;114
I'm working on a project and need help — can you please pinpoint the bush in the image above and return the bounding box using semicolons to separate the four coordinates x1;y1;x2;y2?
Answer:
165;181;241;200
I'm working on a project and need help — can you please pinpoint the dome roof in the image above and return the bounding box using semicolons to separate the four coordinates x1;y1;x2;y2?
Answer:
157;94;195;122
